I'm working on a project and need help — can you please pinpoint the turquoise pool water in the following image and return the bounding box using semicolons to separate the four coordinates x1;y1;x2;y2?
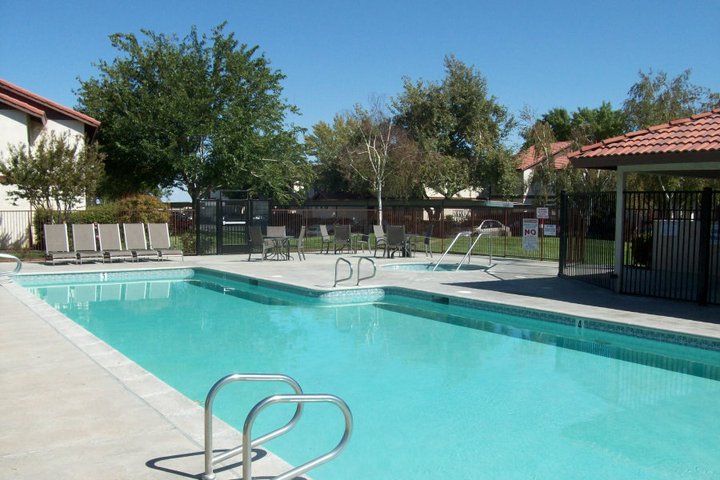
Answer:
382;262;489;271
20;269;720;479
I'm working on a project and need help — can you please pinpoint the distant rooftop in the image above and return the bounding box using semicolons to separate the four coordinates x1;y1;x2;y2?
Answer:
516;141;574;170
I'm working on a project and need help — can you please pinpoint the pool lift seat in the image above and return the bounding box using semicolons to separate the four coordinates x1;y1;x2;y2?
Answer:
202;373;353;480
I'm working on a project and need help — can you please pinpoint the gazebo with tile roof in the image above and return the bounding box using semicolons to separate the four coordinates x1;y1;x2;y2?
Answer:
568;109;720;299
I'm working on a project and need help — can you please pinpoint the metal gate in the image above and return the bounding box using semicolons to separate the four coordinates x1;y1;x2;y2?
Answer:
559;191;617;290
196;194;270;255
560;189;720;305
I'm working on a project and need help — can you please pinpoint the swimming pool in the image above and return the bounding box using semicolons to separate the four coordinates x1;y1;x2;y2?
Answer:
18;268;720;479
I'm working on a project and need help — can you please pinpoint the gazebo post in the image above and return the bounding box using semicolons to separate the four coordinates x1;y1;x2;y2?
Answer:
613;168;626;293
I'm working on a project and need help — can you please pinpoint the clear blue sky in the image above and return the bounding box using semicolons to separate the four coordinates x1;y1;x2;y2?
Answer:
2;0;718;199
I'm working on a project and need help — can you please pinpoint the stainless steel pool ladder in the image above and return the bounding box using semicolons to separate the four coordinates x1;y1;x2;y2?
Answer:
333;257;353;287
202;373;353;480
0;253;22;281
356;256;376;285
334;256;377;287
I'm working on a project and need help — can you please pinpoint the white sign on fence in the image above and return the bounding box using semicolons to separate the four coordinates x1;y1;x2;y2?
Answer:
536;207;549;219
523;218;539;251
543;224;557;236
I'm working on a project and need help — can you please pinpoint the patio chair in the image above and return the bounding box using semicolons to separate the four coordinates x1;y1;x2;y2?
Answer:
356;232;370;253
71;224;104;264
319;225;333;254
373;224;387;257
147;223;184;261
248;225;274;261
289;226;307;261
97;224;134;263
123;223;159;261
413;224;434;257
43;224;77;265
333;225;353;254
385;225;411;258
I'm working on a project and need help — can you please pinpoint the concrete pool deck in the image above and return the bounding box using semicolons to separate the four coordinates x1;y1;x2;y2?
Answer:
1;252;719;479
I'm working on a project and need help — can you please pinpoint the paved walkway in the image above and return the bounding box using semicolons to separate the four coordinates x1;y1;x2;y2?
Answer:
1;252;719;479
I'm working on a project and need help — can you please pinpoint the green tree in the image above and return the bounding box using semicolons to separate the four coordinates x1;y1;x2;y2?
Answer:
305;114;358;197
624;69;720;131
0;131;104;216
394;55;517;197
623;69;720;191
341;103;421;223
77;23;311;204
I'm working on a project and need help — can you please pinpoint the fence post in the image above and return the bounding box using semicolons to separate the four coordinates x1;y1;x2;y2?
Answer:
558;191;567;276
697;187;712;305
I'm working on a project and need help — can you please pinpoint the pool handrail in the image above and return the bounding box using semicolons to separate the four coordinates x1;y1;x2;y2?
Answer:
431;231;472;271
356;256;376;285
333;257;353;287
242;393;353;480
0;253;22;280
202;373;304;480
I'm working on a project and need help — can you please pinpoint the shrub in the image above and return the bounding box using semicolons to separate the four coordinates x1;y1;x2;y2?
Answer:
115;195;169;224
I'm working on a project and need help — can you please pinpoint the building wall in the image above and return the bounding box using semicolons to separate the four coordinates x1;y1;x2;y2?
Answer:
0;110;88;246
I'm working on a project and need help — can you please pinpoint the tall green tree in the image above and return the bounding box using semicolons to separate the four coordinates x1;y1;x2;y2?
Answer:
305;114;358;197
0;132;104;217
624;69;720;131
623;69;720;191
341;103;421;223
77;23;311;204
394;55;518;198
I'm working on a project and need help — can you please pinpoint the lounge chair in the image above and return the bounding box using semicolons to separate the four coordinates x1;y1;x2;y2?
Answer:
123;223;159;261
97;224;134;262
43;224;77;265
248;225;274;261
373;224;387;257
385;225;411;258
319;225;332;254
147;223;184;261
71;224;104;264
333;224;352;254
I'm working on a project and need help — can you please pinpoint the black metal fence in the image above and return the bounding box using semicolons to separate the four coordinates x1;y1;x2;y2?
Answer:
559;191;616;290
560;189;720;305
622;189;719;304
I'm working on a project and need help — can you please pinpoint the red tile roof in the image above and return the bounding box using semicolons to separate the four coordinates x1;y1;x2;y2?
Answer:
516;141;573;170
0;92;47;123
569;109;720;168
0;78;100;129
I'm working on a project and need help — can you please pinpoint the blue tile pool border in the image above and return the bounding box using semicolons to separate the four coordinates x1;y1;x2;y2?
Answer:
16;266;720;353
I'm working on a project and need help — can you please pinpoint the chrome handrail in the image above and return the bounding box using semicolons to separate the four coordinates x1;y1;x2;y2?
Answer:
242;393;353;480
356;256;376;285
0;253;22;279
457;232;484;270
202;373;304;480
333;257;353;287
432;231;472;271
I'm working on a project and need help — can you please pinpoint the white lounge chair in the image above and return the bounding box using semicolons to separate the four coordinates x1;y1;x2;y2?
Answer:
71;224;104;264
97;224;134;262
43;224;77;265
147;223;184;261
123;223;159;261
